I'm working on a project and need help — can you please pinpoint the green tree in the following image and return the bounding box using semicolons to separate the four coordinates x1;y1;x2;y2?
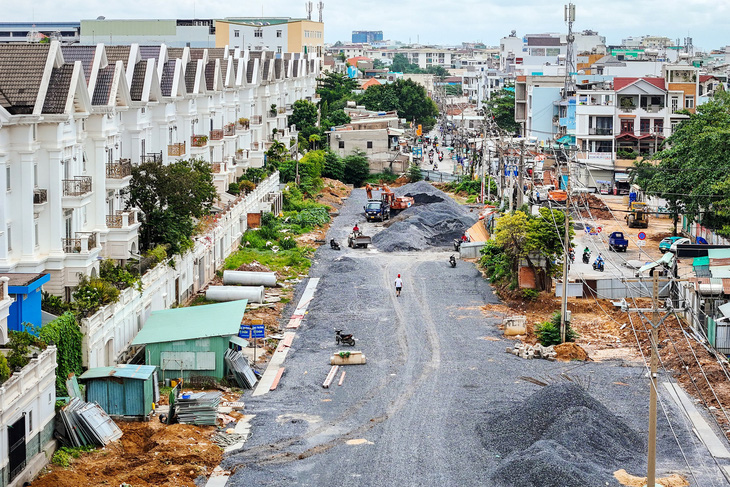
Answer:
391;53;420;74
342;149;371;187
316;72;358;110
359;79;439;131
289;99;318;132
321;109;351;132
632;90;730;236
265;140;289;168
323;149;345;181
485;88;520;133
407;163;423;182
126;159;217;253
424;65;450;77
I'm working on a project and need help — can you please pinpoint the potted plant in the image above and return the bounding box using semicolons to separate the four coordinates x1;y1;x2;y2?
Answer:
270;104;277;117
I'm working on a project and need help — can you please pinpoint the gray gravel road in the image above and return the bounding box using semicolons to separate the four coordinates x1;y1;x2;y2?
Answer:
223;185;727;486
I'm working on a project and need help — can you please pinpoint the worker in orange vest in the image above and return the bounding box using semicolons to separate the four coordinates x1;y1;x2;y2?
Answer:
366;183;373;199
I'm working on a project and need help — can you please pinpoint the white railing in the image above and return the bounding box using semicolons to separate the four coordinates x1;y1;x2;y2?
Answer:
0;347;56;413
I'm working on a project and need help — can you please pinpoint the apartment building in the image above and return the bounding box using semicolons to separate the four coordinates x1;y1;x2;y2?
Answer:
0;22;80;44
500;30;606;75
0;40;319;297
365;48;455;70
462;66;512;107
80;19;217;48
215;18;324;57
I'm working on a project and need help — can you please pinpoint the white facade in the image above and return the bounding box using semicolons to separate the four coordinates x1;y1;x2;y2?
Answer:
225;24;288;54
80;19;217;48
364;48;455;69
462;66;511;107
0;41;319;297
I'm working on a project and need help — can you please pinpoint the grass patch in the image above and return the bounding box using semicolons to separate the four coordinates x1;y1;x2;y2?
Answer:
224;247;313;280
189;295;216;307
365;171;399;184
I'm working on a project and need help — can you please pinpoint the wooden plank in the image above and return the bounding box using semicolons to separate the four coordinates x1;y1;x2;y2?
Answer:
322;365;339;388
338;371;346;386
269;367;285;391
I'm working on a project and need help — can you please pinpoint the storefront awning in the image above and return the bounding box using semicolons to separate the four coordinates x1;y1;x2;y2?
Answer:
614;172;630;181
556;135;575;145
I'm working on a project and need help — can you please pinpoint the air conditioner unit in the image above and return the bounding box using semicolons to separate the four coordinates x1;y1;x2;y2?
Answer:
335;133;341;139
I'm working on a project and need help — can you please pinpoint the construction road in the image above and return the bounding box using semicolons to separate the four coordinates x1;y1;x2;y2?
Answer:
223;186;727;486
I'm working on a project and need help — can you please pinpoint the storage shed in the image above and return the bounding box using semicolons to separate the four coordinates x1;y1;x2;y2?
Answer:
79;364;159;418
131;299;248;382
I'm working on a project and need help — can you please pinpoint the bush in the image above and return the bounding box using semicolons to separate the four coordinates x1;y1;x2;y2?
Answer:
239;180;256;193
42;291;71;315
522;289;539;300
479;241;512;285
0;355;9;384
535;312;578;346
279;236;297;250
100;259;142;291
323;150;345;181
342;150;370;187
241;231;268;250
72;276;120;317
7;329;46;370
39;312;83;395
365;170;398;184
227;182;240;195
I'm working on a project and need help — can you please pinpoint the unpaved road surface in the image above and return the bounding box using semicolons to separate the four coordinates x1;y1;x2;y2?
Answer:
224;185;725;486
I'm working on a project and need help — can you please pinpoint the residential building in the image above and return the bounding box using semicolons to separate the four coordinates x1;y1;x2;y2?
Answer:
0;22;80;44
364;48;455;70
0;40;319;297
514;75;565;141
462;66;511;107
352;31;383;44
325;44;369;59
327;109;407;173
500;30;606;75
80;19;216;47
215;18;324;57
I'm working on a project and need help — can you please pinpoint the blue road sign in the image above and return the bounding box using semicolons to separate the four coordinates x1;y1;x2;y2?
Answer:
239;325;251;339
252;325;266;338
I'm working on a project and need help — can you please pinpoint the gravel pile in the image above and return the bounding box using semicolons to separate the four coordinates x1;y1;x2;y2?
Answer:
371;182;477;252
478;383;644;486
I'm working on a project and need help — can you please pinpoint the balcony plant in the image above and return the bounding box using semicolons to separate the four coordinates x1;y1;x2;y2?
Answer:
619;97;636;109
270;104;278;117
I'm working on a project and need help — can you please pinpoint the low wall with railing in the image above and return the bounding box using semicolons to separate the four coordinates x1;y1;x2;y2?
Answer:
80;172;281;368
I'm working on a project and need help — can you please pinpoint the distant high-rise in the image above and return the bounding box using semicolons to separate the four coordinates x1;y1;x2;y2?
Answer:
352;30;383;44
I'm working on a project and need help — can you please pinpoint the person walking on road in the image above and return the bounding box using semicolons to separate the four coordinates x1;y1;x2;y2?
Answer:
366;183;373;200
394;274;403;297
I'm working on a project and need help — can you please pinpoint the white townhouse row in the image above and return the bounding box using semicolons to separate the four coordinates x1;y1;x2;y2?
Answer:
0;41;319;297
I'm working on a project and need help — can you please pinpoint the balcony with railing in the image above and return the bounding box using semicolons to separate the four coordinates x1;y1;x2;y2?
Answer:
141;152;163;163
62;231;98;254
588;127;613;136
252;142;260;151
106;210;138;229
106;159;132;179
62;176;92;197
251;115;263;125
191;135;208;147
33;188;48;205
236;119;250;131
168;142;186;157
224;123;236;136
210;129;224;141
278;107;286;114
211;162;227;174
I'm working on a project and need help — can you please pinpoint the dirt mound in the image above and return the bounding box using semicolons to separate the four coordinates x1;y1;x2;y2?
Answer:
576;194;612;220
554;342;589;361
33;421;222;487
372;182;477;252
614;469;688;487
236;261;272;272
478;383;643;486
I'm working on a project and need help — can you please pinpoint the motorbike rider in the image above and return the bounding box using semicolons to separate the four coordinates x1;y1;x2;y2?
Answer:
594;254;604;268
353;223;360;235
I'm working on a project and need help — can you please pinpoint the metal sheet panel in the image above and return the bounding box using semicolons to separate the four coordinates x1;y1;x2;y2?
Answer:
161;351;196;370
125;379;145;417
195;352;216;370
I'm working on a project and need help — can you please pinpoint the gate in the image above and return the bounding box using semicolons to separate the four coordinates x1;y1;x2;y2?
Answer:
8;415;26;481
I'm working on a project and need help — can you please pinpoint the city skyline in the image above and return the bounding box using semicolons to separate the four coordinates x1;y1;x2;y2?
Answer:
6;0;728;51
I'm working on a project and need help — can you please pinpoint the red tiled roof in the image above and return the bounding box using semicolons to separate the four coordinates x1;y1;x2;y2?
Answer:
613;77;666;91
361;78;381;89
347;56;371;64
699;75;716;83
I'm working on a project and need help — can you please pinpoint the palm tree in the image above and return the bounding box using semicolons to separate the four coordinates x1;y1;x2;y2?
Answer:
309;134;321;151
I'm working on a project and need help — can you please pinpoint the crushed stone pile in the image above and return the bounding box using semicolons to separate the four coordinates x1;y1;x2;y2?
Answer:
478;383;644;487
372;181;478;252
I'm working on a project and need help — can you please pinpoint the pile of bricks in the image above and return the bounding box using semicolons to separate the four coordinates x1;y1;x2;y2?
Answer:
506;342;557;361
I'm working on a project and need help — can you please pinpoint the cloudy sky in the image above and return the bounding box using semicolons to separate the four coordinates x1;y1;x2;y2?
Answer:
9;0;728;51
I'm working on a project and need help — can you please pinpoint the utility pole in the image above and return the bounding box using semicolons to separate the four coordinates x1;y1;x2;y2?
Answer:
647;271;659;487
498;143;505;201
517;139;525;208
560;151;572;343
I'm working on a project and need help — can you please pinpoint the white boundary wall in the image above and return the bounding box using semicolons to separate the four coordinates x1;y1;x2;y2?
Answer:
79;172;281;368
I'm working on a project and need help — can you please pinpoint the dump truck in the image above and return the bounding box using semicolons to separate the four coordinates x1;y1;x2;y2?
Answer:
348;231;371;249
625;202;649;228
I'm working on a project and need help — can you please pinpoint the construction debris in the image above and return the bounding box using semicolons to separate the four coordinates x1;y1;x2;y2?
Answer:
56;397;123;448
175;392;221;425
211;431;249;447
506;342;558;361
323;365;339;388
225;349;258;389
613;469;688;487
330;350;367;365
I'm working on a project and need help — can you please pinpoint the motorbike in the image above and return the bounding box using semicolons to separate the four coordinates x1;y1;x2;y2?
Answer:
592;259;605;272
433;164;438;171
453;239;462;251
582;251;591;264
335;329;356;346
330;239;341;251
569;250;575;263
449;255;457;268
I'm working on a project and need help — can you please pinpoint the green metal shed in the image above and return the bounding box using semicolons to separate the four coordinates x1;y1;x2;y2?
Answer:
131;300;248;382
79;364;158;418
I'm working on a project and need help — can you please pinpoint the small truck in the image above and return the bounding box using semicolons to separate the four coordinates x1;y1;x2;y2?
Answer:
348;231;372;249
364;199;390;222
608;231;629;252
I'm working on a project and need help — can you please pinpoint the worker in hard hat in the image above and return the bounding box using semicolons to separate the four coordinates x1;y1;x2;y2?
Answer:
365;183;373;200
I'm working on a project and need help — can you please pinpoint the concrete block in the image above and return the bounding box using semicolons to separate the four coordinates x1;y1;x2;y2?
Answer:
331;351;367;365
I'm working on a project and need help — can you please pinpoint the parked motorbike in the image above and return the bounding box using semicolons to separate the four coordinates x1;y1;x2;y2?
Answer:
582;251;591;264
449;255;457;268
330;239;341;251
335;329;356;346
592;258;605;272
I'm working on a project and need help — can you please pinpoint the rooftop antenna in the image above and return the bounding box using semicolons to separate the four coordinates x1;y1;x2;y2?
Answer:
318;1;324;22
306;1;313;20
563;3;576;98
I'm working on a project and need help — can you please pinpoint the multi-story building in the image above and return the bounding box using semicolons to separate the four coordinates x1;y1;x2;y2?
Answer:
364;48;455;70
514;75;565;142
215;18;324;57
500;30;606;74
352;31;383;44
0;22;80;44
0;40;319;297
462;66;512;107
80;19;217;47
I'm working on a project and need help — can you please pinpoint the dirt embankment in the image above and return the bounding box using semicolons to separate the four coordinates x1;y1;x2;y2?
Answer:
33;421;222;487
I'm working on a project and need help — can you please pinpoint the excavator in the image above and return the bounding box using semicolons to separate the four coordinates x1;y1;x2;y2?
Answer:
378;185;414;214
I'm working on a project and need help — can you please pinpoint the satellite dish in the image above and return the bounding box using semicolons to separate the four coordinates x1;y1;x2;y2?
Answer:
97;15;106;20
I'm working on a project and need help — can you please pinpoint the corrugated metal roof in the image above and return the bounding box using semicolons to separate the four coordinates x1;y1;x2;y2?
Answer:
132;299;247;345
708;248;730;260
80;364;157;381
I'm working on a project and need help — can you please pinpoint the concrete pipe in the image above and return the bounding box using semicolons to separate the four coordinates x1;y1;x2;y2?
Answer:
222;270;278;287
206;285;265;303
